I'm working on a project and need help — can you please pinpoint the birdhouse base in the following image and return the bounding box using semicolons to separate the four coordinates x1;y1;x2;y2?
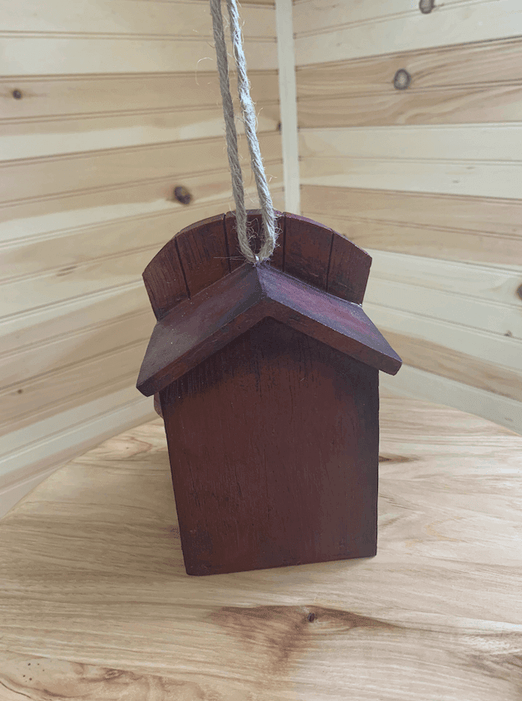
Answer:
160;316;379;576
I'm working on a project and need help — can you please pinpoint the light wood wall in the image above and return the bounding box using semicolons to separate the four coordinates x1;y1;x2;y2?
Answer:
0;0;282;514
294;0;522;433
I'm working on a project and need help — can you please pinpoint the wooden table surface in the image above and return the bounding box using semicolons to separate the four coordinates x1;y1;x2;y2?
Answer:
0;394;521;700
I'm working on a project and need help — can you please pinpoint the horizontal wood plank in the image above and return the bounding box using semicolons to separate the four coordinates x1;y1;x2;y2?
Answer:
0;103;280;161
0;191;284;280
1;247;160;318
0;310;153;391
0;169;284;243
294;0;476;37
367;276;522;341
299;125;522;199
0;389;154;518
301;185;522;239
298;86;522;128
380;364;522;434
300;185;522;265
300;158;522;200
299;126;522;163
294;0;522;65
0;36;278;75
296;38;522;127
0;71;279;121
0;282;147;357
365;302;522;376
0;342;147;436
0;372;140;439
296;38;522;97
0;132;282;204
368;249;522;309
378;327;522;403
2;0;275;39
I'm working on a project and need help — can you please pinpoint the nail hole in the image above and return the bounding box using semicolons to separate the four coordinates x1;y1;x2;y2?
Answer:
419;0;434;13
516;284;522;300
307;612;316;622
174;186;192;205
393;69;411;90
12;89;22;99
17;389;23;394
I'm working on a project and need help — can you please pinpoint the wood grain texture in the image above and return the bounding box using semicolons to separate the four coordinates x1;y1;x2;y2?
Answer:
0;132;282;204
1;396;522;698
137;264;401;396
284;213;333;289
0;71;279;122
299;125;522;199
300;185;522;265
0;1;277;75
0;103;280;162
297;38;522;127
162;317;379;575
294;0;522;66
0;0;279;531
298;85;522;129
296;38;522;97
379;328;522;403
2;0;275;39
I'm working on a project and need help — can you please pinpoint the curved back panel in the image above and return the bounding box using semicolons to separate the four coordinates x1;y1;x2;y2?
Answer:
143;210;372;319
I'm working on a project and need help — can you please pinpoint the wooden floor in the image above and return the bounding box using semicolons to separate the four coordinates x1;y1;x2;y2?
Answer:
0;394;521;700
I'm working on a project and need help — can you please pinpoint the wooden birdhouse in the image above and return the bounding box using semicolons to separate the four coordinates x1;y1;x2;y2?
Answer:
137;210;402;576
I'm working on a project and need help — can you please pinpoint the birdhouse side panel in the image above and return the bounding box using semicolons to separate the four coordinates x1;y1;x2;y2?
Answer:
160;317;379;576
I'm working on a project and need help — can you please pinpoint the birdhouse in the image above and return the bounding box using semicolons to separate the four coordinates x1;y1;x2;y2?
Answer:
137;210;402;575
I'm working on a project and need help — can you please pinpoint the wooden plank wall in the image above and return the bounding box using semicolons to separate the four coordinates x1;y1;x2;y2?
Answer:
0;0;282;515
294;0;522;433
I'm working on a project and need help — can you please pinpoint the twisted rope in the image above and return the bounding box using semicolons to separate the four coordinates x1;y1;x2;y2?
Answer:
209;0;277;264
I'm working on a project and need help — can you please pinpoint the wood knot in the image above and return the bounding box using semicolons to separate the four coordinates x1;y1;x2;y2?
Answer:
393;69;411;90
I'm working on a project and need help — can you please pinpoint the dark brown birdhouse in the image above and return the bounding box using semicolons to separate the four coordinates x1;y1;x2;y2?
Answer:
137;211;402;575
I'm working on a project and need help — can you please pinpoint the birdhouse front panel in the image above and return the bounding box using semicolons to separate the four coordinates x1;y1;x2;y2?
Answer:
160;316;379;576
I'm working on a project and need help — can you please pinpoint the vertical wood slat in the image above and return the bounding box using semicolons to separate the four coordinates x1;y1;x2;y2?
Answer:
283;213;333;290
225;210;285;271
142;245;189;321
175;214;230;297
328;234;372;305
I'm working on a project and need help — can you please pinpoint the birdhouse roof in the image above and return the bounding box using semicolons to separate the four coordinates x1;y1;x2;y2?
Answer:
137;211;402;396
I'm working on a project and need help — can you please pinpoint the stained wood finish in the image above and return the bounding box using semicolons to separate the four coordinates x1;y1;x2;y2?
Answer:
1;396;522;698
141;211;372;326
161;317;379;575
284;213;333;289
328;233;372;304
174;214;229;297
297;38;522;127
143;245;188;321
137;264;401;396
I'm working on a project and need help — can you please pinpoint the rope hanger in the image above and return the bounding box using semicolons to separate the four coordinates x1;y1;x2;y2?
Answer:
209;0;277;265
